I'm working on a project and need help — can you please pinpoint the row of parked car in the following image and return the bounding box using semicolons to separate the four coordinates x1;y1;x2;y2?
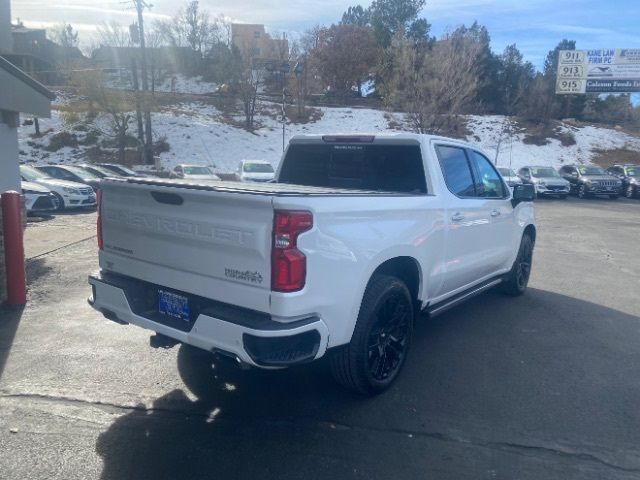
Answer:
20;160;278;215
20;163;142;215
497;164;639;200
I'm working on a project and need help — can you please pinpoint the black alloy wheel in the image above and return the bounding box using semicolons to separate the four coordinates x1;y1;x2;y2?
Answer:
515;238;533;291
367;292;411;382
578;184;588;199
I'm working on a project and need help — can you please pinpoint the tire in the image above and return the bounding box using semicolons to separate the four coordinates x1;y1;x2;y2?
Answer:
626;185;636;199
577;184;588;199
609;194;619;200
501;234;534;297
52;192;65;211
330;274;414;395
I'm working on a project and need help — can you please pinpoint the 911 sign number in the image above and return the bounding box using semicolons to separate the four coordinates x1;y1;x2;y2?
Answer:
556;79;585;94
560;50;586;64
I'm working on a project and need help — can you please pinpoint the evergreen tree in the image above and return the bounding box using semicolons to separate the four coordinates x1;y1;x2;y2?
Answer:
341;5;371;26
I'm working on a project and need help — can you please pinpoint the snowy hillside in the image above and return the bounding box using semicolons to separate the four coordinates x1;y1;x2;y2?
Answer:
18;98;640;173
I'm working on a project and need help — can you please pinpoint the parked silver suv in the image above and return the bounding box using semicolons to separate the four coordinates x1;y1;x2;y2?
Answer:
517;166;570;199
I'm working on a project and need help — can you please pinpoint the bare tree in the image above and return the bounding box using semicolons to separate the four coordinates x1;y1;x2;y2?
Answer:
311;24;378;96
157;1;223;57
386;31;484;134
239;52;264;130
72;71;137;164
97;21;132;48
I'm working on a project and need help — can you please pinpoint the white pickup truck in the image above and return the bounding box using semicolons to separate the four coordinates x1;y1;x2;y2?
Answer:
89;134;536;395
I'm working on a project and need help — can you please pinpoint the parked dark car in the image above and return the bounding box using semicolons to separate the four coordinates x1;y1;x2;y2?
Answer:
77;164;121;179
96;163;150;178
606;164;639;199
559;164;622;199
35;165;102;191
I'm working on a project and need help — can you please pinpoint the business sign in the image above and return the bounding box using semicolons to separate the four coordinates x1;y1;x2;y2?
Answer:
556;49;640;94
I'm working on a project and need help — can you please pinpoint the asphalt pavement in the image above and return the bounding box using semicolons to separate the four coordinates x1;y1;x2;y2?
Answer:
0;197;639;480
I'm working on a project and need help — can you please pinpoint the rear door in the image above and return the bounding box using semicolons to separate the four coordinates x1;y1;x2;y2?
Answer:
99;180;275;312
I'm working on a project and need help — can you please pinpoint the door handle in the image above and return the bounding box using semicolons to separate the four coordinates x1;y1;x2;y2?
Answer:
451;213;465;222
491;209;501;217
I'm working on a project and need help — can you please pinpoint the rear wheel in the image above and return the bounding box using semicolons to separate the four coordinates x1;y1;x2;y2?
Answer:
501;234;534;296
330;274;414;395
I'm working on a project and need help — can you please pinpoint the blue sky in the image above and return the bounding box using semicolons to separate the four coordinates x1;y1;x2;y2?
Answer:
12;0;640;69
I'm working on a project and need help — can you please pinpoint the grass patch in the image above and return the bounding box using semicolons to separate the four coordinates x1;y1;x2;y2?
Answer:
592;147;640;169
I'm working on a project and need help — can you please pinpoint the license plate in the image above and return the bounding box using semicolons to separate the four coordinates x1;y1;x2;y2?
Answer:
158;289;190;321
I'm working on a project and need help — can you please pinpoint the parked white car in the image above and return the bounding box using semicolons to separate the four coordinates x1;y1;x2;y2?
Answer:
237;160;275;182
90;133;536;395
20;165;97;210
170;164;220;181
497;167;523;191
22;181;58;214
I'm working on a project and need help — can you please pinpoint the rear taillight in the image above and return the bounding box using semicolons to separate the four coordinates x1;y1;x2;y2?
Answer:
96;189;103;250
271;210;313;292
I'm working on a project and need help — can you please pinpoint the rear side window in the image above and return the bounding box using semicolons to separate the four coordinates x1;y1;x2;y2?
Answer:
279;143;427;194
469;150;506;198
436;145;475;197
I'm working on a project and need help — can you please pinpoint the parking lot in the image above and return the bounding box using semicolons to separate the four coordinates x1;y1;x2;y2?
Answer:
1;197;639;480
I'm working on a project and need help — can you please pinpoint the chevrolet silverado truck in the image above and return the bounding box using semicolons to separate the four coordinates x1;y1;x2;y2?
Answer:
89;134;536;395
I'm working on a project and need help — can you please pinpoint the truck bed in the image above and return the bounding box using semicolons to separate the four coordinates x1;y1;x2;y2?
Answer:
107;177;417;197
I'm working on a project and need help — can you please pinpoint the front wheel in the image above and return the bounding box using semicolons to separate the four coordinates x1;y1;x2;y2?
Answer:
625;185;636;199
52;192;65;211
330;274;414;395
501;234;534;296
578;184;588;199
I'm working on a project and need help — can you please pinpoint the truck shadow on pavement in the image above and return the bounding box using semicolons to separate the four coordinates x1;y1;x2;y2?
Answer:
95;288;640;480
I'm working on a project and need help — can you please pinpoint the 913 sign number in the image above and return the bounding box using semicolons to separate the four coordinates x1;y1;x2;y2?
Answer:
559;65;584;78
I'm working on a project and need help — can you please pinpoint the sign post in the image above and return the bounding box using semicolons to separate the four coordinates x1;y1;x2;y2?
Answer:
556;49;640;94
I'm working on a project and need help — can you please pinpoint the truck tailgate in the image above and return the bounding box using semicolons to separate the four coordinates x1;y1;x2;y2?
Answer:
99;179;274;312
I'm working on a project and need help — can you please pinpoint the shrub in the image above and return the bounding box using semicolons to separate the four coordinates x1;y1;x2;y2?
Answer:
45;131;78;151
153;136;171;155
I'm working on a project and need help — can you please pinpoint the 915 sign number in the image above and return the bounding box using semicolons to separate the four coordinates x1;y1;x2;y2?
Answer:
556;79;585;94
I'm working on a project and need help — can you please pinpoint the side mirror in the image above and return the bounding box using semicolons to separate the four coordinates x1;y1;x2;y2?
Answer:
512;184;535;206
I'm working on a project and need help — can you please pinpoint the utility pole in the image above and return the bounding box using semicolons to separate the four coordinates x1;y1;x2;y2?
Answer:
133;0;155;167
130;58;145;150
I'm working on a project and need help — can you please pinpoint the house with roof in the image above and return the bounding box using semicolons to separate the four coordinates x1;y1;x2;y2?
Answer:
0;0;54;192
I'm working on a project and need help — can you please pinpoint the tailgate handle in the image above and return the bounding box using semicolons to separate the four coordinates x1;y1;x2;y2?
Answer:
151;191;184;206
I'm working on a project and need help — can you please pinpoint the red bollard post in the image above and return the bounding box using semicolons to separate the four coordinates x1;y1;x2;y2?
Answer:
2;191;26;306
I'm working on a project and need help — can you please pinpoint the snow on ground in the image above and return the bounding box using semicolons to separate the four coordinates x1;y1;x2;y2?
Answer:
155;74;218;95
17;95;640;173
466;115;640;170
154;104;390;171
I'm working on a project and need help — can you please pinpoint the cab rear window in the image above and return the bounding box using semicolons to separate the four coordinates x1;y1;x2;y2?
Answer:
278;143;427;194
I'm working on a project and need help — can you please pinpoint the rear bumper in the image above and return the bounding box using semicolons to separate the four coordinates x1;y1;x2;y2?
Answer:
88;271;329;368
